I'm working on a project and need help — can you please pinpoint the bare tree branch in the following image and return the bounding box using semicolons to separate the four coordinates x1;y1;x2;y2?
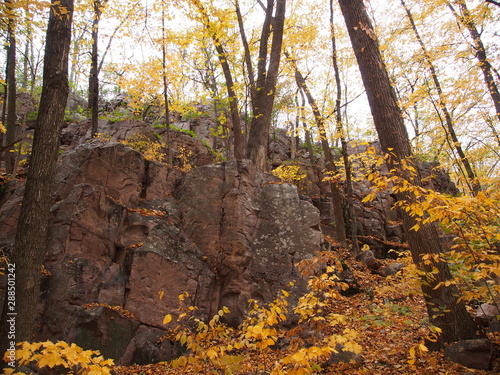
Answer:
485;0;500;7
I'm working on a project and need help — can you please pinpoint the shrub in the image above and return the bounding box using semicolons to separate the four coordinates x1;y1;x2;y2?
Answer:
272;164;307;189
3;341;114;375
120;133;165;163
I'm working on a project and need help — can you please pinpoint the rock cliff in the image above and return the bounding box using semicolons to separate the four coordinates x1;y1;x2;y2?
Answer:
0;139;321;365
0;114;457;365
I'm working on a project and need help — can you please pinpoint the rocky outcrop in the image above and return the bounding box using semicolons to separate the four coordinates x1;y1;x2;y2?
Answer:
60;119;216;170
175;161;320;326
0;142;321;365
0;113;460;365
289;141;457;258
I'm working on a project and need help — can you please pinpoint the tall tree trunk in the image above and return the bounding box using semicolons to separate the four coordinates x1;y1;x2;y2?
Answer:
1;79;6;150
235;0;255;104
22;21;29;90
0;0;74;368
161;1;173;165
330;0;359;254
89;0;105;138
338;0;478;347
5;0;17;175
400;0;480;195
448;0;500;123
245;0;286;170
297;90;316;166
21;2;35;92
192;0;244;159
288;53;347;247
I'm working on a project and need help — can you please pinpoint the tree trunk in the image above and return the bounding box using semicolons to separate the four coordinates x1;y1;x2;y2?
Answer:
449;0;500;124
5;0;17;175
161;1;173;165
0;0;74;368
193;0;244;160
245;0;286;170
288;53;347;247
235;0;255;104
89;0;104;138
338;0;478;347
297;90;316;166
400;0;480;195
330;0;359;254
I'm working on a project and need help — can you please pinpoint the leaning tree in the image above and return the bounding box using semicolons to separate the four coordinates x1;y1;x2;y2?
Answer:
337;0;478;347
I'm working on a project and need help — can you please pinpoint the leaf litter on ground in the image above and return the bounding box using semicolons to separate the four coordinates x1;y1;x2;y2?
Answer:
113;249;500;375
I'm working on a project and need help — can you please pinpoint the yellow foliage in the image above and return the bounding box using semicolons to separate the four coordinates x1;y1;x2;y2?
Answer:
176;146;194;171
93;133;112;143
120;133;165;163
272;164;307;187
164;260;360;374
362;151;500;309
3;341;114;375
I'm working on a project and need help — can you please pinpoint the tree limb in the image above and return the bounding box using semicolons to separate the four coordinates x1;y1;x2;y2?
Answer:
0;138;22;153
485;0;500;6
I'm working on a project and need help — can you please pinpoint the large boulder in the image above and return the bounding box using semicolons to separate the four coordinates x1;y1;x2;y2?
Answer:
444;339;493;370
176;160;321;325
0;142;321;365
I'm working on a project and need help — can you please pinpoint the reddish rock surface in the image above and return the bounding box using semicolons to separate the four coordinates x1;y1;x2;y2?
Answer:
0;142;320;365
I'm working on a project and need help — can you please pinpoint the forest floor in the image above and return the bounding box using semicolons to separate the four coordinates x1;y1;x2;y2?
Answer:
113;249;500;375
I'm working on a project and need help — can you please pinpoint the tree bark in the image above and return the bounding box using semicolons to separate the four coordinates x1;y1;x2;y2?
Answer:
297;90;316;166
5;0;17;175
0;0;74;368
161;1;173;165
89;0;105;138
338;0;478;347
235;0;255;104
245;0;286;170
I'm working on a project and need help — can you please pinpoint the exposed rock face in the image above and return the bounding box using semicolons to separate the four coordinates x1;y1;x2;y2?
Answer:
175;162;320;326
60;119;216;169
0;142;321;365
0;115;460;365
294;141;457;257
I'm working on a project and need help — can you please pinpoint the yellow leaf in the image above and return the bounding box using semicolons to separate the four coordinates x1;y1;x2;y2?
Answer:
180;334;187;345
419;343;428;354
407;346;416;365
158;290;164;300
163;314;172;324
207;348;217;359
233;342;243;349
